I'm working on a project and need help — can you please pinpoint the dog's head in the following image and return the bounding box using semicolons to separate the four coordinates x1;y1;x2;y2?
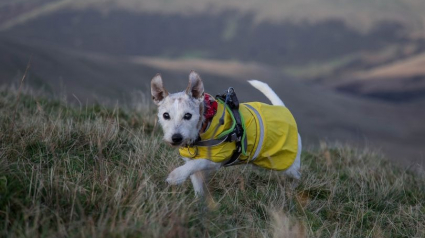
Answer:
151;71;205;147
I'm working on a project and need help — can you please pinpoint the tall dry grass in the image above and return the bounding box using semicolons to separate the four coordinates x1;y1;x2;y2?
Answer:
1;88;424;237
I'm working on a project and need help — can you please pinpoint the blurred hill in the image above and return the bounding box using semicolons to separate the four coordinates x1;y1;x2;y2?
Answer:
1;0;425;102
0;0;424;165
2;0;425;33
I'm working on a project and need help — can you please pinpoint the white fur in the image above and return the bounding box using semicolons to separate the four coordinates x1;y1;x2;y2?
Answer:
156;92;202;145
152;72;302;196
175;158;216;196
284;134;302;179
248;80;285;106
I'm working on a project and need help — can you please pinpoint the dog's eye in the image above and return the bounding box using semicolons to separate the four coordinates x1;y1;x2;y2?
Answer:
183;113;192;120
163;112;170;120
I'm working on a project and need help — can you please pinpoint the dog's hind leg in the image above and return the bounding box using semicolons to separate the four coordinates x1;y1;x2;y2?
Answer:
282;133;302;180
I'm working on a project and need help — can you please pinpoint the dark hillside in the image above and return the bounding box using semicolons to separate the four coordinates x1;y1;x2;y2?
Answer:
4;10;414;66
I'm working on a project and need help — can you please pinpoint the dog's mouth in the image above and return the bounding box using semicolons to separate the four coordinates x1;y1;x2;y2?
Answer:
165;140;184;147
170;141;182;147
166;139;192;147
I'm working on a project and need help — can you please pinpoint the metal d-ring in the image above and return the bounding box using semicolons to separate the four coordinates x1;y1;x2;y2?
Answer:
187;146;198;158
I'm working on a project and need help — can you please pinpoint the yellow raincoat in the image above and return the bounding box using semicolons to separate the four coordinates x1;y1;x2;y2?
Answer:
179;99;298;171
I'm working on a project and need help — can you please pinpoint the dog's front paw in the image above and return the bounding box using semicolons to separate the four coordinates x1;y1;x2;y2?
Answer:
166;167;190;185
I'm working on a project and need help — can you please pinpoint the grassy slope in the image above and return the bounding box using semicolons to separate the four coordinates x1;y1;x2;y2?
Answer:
1;88;424;237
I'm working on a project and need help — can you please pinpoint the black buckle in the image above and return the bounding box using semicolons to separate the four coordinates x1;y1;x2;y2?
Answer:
216;87;239;109
216;87;245;167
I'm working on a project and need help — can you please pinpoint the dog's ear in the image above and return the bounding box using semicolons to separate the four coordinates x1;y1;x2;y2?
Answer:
151;73;168;105
186;70;204;100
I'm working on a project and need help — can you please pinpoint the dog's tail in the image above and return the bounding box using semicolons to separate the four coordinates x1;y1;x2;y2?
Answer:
248;80;285;106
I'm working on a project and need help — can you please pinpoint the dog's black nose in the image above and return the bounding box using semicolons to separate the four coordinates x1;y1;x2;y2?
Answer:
171;133;183;144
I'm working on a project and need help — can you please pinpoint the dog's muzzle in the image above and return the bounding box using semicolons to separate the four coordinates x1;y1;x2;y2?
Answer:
171;133;183;146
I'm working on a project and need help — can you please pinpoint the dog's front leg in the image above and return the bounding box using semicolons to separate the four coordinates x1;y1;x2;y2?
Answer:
190;171;206;196
183;158;210;196
166;159;221;187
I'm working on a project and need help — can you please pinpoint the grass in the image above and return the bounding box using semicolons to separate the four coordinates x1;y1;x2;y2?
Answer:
1;88;425;237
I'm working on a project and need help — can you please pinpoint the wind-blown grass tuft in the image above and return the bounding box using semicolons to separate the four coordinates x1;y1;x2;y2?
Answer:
1;88;424;237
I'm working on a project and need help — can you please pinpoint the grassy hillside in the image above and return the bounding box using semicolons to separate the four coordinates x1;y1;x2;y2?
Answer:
1;88;424;237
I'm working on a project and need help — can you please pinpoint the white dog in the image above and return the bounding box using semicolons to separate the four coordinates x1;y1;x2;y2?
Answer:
151;71;302;196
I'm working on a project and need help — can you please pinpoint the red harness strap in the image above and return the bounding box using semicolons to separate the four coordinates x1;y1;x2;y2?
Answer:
204;93;217;120
201;94;217;132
